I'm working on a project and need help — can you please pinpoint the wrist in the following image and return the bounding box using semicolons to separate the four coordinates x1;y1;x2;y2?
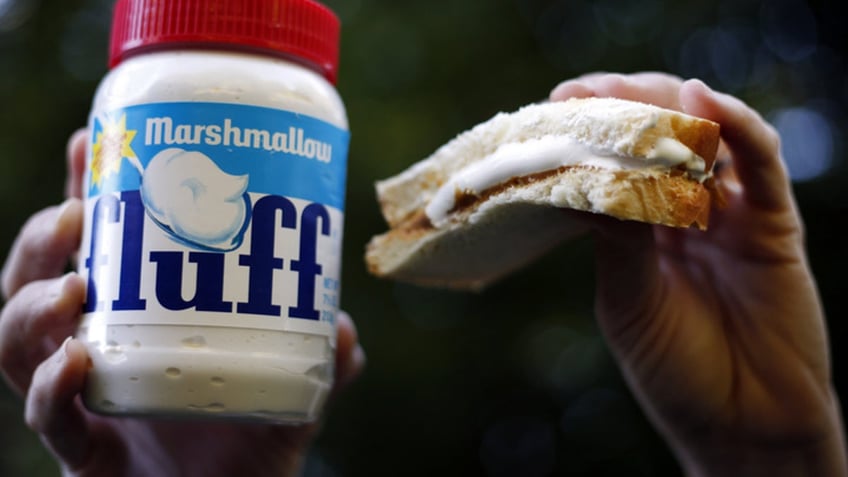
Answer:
682;438;846;477
674;403;848;477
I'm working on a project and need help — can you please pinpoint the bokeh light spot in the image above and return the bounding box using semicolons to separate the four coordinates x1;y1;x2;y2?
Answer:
771;106;834;182
521;324;607;396
677;25;756;92
59;5;111;82
760;0;818;62
479;415;556;477
0;0;38;32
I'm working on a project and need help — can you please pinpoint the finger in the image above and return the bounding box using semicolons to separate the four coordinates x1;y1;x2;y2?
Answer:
25;337;91;469
549;72;614;99
679;79;790;212
1;198;83;299
587;217;664;341
0;273;86;395
65;129;88;200
551;72;685;110
333;310;365;392
262;310;365;459
548;77;597;100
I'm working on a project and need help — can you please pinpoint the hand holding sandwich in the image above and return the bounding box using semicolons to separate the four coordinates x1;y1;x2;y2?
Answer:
551;72;847;476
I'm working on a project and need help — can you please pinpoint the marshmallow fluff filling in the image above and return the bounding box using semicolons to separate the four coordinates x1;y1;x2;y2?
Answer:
424;135;711;224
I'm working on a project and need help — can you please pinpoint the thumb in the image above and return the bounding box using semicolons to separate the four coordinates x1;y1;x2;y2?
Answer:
679;79;790;212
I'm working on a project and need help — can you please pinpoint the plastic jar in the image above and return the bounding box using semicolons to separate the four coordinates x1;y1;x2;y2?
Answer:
76;0;349;423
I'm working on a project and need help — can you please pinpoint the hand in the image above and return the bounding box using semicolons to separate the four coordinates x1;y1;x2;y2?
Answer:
0;130;366;477
550;73;847;476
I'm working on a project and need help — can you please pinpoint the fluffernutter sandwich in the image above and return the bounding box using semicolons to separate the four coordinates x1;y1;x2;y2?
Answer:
365;97;721;289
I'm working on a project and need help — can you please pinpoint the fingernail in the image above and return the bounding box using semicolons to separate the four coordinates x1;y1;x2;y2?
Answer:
67;129;88;155
51;272;73;295
50;273;82;310
681;79;715;115
353;344;366;368
687;78;707;88
338;344;366;388
60;336;73;357
49;273;69;299
46;337;74;369
55;198;82;231
550;80;594;101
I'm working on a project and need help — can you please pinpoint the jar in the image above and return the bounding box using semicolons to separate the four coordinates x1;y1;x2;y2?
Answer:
76;0;349;423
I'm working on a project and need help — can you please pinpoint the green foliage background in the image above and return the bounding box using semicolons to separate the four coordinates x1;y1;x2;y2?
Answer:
1;0;846;475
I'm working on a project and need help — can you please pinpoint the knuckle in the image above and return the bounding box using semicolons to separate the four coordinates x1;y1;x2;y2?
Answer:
599;72;628;88
24;380;46;432
1;269;14;301
0;305;18;370
0;283;44;366
20;205;54;236
638;71;684;85
1;204;74;300
18;207;57;252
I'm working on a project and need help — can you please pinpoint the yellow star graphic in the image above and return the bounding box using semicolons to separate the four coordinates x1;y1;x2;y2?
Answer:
90;114;138;189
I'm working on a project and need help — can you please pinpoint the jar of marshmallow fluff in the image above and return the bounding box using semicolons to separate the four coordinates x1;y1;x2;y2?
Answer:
76;0;350;423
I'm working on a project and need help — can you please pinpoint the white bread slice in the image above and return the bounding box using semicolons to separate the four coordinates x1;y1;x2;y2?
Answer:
366;97;720;289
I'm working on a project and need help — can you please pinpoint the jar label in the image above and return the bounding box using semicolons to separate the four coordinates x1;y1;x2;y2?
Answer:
79;102;350;337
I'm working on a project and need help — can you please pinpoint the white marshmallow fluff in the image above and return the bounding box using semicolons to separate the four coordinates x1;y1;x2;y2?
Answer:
77;0;349;423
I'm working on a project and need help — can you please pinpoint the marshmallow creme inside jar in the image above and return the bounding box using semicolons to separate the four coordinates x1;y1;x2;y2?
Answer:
77;0;350;423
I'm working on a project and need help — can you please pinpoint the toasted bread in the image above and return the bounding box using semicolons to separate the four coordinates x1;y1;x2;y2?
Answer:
366;97;721;289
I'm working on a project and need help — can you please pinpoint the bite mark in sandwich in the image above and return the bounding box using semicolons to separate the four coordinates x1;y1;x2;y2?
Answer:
366;97;721;289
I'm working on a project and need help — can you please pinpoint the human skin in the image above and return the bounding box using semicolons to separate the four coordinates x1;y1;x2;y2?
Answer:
0;129;366;477
551;72;847;476
3;72;846;476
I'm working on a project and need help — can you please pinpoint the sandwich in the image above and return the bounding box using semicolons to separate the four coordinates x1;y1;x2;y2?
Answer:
365;97;721;290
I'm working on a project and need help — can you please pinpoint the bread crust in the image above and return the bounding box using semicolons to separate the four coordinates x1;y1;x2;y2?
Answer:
366;165;713;289
376;98;720;229
365;97;721;289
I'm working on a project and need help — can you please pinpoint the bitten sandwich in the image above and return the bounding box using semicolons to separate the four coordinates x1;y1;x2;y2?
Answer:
365;97;721;289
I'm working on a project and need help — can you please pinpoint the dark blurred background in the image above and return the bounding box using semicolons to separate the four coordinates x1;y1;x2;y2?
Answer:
1;0;846;475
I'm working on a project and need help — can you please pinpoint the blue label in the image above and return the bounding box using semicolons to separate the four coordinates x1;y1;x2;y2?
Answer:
79;102;349;329
87;102;349;210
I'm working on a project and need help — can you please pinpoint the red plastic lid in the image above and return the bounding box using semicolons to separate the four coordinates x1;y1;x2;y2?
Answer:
109;0;341;83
